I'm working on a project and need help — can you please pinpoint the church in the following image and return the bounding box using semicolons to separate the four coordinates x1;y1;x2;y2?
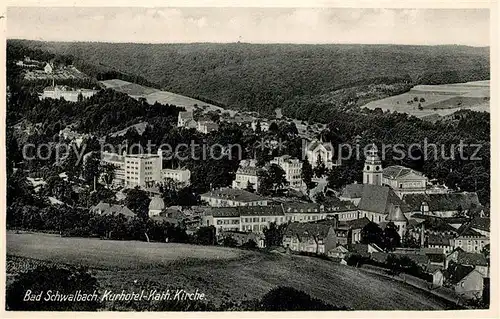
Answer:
339;144;411;234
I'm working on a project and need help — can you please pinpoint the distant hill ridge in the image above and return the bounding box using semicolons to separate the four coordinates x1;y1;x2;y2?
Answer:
8;40;489;115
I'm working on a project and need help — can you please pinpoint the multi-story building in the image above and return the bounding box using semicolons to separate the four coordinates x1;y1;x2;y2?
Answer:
201;202;357;235
270;155;303;190
101;150;191;188
382;165;428;196
232;159;263;192
200;188;268;207
40;85;98;102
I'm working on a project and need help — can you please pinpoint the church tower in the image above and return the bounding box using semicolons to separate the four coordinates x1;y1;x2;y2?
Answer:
363;143;382;185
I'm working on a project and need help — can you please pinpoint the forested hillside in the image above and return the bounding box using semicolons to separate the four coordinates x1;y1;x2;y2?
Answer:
8;40;489;116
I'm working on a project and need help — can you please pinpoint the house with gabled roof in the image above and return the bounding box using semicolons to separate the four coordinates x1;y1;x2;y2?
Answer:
444;263;484;299
90;201;135;219
282;222;337;255
452;222;489;253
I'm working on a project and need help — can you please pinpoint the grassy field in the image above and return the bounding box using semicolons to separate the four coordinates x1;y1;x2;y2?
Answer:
363;80;490;118
6;232;457;310
100;79;236;115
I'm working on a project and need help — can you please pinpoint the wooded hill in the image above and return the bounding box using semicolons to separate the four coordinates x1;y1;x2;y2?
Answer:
8;40;489;116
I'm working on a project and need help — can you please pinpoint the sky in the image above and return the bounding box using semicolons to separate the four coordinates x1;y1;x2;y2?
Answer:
7;7;490;46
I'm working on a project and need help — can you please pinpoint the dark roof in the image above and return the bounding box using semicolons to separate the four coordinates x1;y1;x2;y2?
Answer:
469;217;490;232
239;206;284;216
417;218;458;234
456;223;483;237
403;192;482;212
442;217;470;225
457;251;488;267
346;217;371;230
445;263;476;285
385;205;408;222
201;207;240;218
341;183;364;198
426;253;446;263
357;185;408;214
201;188;266;202
427;234;452;246
284;222;333;240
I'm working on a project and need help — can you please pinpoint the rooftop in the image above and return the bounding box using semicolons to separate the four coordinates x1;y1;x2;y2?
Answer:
201;188;266;202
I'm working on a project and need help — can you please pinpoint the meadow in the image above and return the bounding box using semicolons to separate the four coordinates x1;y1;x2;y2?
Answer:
7;232;457;310
363;80;490;118
100;79;235;115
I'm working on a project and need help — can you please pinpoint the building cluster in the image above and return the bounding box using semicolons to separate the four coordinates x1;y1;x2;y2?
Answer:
177;111;219;134
39;80;98;102
100;150;191;189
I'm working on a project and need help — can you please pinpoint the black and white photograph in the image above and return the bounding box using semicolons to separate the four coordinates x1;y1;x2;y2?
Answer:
2;2;496;314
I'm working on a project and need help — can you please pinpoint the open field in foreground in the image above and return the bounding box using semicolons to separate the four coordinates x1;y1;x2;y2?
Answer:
7;232;457;310
363;80;489;118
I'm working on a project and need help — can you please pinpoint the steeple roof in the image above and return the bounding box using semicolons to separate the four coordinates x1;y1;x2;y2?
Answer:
385;204;408;222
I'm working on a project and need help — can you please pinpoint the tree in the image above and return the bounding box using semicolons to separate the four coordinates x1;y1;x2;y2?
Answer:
194;226;216;245
259;164;288;195
82;152;101;186
259;287;346;311
360;222;384;248
268;122;279;133
245;181;255;193
419;97;426;102
6;265;101;311
124;187;150;219
263;222;285;247
100;162;116;188
301;160;314;189
402;231;420;248
413;96;419;102
383;222;401;251
222;235;238;247
314;155;327;178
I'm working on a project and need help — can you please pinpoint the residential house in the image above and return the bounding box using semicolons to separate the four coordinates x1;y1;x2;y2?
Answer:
90;201;135;219
239;206;285;233
177;111;196;128
335;217;371;245
232;159;263;192
447;250;489;278
445;264;484;299
282;222;337;255
200;207;241;234
327;245;349;259
452;223;489;253
270;155;304;190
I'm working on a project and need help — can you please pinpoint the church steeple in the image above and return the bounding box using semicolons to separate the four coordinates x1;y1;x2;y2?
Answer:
363;143;382;185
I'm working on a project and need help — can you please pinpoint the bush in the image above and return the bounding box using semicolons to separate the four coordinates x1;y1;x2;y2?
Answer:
6;265;102;311
258;286;348;311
